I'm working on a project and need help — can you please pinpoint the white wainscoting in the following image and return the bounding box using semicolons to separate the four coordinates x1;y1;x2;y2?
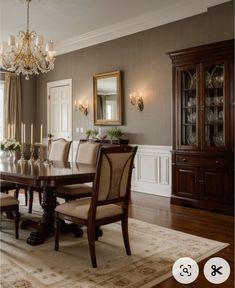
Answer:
72;142;172;198
132;145;172;197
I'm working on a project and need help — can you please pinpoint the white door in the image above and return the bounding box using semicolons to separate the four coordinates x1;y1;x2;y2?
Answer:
47;79;72;158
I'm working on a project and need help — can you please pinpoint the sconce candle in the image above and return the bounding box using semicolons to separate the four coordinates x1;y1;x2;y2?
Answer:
130;91;144;111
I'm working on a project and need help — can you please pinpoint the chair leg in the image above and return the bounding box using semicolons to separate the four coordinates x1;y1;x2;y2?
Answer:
24;189;28;206
14;188;19;199
121;216;131;255
13;208;20;239
87;224;97;268
28;188;33;214
54;213;60;251
38;192;42;205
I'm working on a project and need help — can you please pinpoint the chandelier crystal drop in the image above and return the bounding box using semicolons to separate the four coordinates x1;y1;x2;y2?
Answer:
0;0;56;80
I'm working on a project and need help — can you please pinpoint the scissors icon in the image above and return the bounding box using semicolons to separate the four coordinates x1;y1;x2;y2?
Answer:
211;265;223;276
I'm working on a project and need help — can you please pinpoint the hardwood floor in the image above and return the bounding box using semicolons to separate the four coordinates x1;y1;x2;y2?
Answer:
129;191;234;288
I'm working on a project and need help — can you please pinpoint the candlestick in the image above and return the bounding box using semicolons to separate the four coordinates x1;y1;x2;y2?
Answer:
18;142;26;164
28;144;35;164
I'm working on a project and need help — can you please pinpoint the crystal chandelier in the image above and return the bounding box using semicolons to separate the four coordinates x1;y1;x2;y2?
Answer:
0;0;56;80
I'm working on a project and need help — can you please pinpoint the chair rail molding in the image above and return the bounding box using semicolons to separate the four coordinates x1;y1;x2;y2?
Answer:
72;142;172;197
131;145;172;197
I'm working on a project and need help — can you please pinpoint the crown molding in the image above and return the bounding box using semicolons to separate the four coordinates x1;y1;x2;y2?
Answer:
56;0;231;55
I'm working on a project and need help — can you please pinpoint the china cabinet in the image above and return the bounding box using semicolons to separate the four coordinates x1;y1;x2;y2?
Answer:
168;40;234;215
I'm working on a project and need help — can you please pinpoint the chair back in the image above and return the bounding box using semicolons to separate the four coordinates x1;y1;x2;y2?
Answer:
91;146;137;211
75;141;100;164
48;138;72;161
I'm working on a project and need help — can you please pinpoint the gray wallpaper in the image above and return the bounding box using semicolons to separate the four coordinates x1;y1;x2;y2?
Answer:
24;1;234;145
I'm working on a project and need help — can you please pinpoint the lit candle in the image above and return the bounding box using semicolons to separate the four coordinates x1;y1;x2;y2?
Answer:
21;123;23;144
129;93;132;100
31;123;33;145
7;124;10;139
11;124;13;139
23;123;26;143
40;124;43;144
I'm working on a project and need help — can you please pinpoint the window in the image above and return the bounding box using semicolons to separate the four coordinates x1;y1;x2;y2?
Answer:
0;81;4;140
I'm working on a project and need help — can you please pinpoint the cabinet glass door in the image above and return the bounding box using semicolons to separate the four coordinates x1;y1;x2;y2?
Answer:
203;64;225;148
179;67;198;148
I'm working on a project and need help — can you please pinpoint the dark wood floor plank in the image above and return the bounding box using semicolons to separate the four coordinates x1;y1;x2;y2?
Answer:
130;191;234;288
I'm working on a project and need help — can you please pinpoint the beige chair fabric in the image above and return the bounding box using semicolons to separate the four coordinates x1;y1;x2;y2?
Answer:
48;138;72;161
0;192;19;207
55;198;123;220
75;141;100;164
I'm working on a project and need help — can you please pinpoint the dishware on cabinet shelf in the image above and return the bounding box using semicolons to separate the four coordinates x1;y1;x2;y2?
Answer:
187;133;196;145
213;131;224;147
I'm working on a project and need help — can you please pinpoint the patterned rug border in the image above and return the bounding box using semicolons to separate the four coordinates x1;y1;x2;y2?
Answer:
0;205;230;288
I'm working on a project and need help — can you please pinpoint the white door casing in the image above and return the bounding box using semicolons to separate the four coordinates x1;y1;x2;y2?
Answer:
47;79;72;159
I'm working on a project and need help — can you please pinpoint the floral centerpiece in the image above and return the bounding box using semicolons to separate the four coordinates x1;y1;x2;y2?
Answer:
0;138;21;151
0;139;21;161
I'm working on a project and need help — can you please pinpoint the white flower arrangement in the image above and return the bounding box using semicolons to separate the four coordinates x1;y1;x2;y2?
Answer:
0;138;21;151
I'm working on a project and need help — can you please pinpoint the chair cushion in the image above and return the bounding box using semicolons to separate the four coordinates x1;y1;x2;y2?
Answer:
55;198;123;220
0;193;19;207
56;184;92;195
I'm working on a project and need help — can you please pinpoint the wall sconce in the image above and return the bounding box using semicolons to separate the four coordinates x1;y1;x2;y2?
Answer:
74;100;88;116
129;92;144;111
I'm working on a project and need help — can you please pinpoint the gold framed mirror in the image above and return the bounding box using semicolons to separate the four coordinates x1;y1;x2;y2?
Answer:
93;71;122;125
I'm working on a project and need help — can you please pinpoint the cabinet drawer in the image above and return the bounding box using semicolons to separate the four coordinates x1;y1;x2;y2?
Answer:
200;157;230;167
176;155;230;167
176;155;200;164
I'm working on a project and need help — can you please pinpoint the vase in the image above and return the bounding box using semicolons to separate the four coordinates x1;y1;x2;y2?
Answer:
8;150;16;162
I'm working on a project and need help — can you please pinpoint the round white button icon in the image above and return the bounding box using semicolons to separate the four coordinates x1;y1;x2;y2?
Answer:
172;257;199;284
204;257;230;284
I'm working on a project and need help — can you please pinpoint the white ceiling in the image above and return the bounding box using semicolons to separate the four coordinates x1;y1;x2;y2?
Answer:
0;0;231;55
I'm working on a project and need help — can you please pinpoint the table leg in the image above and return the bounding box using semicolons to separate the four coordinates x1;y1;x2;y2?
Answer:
26;187;57;246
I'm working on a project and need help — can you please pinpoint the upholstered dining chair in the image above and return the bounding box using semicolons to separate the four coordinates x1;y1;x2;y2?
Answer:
27;138;72;213
54;145;137;268
0;192;20;239
56;141;100;201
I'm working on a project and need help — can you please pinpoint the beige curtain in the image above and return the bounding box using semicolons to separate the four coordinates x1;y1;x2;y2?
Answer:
4;73;22;141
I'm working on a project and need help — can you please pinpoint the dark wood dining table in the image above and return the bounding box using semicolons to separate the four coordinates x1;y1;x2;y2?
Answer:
0;160;96;245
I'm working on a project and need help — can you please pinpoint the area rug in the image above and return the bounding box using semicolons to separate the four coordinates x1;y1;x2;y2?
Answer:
0;202;228;288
